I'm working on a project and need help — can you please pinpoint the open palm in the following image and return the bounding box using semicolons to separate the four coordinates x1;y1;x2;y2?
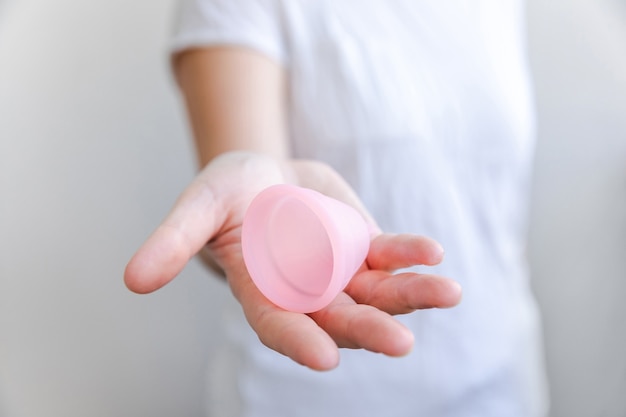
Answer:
125;151;462;370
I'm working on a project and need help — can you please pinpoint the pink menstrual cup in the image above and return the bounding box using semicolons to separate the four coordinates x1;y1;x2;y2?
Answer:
241;184;370;313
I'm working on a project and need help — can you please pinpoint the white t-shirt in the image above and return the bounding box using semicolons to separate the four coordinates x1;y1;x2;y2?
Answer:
172;1;549;416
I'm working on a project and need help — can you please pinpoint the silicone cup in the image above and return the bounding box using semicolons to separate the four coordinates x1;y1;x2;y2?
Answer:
241;184;370;313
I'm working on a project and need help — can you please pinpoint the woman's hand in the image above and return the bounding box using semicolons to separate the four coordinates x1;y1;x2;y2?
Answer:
124;151;462;370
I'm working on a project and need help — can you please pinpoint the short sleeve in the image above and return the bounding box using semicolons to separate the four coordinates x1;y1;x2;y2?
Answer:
170;0;287;65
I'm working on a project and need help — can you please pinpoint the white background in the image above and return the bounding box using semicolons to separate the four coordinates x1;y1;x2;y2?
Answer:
1;0;625;416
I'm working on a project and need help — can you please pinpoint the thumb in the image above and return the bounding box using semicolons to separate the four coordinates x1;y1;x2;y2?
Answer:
124;151;286;293
124;179;223;294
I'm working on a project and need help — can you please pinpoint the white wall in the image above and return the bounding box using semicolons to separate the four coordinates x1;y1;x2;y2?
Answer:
527;1;626;416
0;1;227;416
0;1;624;416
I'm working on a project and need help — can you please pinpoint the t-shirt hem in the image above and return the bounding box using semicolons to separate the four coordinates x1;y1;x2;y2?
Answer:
170;33;288;67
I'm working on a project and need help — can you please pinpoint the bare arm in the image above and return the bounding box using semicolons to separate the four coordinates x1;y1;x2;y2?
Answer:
173;47;290;166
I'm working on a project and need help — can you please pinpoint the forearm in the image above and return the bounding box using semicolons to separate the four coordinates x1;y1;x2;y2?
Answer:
173;47;291;168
